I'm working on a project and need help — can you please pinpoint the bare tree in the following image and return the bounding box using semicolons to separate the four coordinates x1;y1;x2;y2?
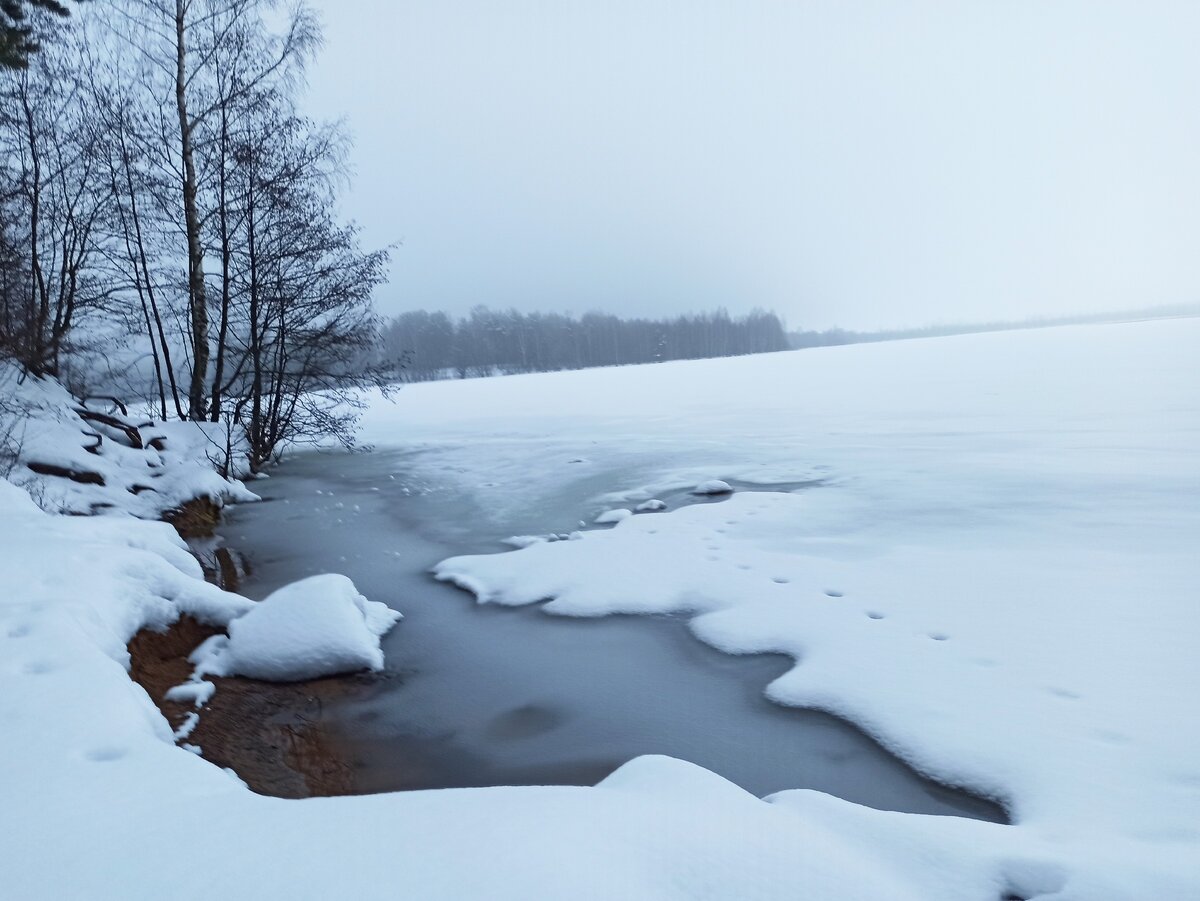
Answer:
1;1;394;465
100;0;319;419
0;34;113;374
221;110;389;466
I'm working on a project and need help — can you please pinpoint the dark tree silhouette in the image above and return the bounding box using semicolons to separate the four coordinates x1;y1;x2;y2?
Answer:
0;0;73;70
381;307;790;382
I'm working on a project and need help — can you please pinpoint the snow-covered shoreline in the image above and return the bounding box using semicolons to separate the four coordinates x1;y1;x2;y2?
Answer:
2;320;1197;899
0;366;402;791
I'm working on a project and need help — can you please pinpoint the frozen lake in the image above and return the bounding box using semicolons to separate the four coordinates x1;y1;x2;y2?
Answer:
222;448;1005;821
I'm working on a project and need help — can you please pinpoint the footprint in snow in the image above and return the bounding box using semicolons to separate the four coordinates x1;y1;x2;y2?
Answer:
1044;686;1082;700
86;747;127;762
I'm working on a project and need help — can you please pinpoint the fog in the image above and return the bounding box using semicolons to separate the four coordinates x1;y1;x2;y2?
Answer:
305;1;1200;330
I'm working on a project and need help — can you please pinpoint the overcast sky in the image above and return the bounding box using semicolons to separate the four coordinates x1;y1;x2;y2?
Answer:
303;1;1200;330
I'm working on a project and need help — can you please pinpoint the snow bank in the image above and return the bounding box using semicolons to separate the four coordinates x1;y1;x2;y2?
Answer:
0;364;256;517
199;574;401;681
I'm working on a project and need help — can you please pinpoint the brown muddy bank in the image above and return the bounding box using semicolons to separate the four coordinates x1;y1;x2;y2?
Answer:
126;496;373;799
128;614;368;798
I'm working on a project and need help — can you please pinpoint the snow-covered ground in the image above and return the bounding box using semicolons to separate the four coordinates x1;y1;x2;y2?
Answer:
0;365;258;516
2;319;1197;898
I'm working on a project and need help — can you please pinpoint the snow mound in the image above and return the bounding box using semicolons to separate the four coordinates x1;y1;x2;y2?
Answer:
503;534;547;548
594;508;632;524
692;479;733;495
635;499;667;512
201;574;401;682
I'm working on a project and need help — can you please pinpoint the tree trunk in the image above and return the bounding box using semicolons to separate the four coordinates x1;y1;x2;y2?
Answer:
209;101;232;421
174;0;209;420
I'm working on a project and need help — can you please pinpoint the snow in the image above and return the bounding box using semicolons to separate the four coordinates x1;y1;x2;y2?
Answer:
692;479;733;495
593;507;633;524
503;534;547;548
164;681;216;707
1;319;1198;899
197;574;401;682
361;319;1200;897
0;364;257;517
635;498;667;512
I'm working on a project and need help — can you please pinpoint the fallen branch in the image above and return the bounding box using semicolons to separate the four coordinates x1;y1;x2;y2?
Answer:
26;461;106;485
79;395;129;416
74;408;143;449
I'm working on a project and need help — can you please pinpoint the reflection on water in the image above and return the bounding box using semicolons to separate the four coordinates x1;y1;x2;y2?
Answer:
222;449;1006;822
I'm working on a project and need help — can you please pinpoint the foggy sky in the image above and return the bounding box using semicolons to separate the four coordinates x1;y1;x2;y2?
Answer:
304;1;1200;331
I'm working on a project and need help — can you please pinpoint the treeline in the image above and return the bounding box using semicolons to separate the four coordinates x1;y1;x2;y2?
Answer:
789;304;1200;351
380;307;789;380
0;1;389;468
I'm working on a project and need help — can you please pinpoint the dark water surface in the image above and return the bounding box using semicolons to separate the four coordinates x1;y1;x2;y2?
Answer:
222;449;1005;822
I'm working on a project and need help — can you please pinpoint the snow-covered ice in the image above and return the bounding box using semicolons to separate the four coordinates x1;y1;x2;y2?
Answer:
1;319;1197;899
363;319;1200;897
691;479;733;495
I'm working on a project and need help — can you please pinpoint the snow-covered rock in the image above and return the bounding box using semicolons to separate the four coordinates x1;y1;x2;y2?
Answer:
594;508;633;524
200;574;401;682
635;499;667;512
503;534;547;548
692;479;733;495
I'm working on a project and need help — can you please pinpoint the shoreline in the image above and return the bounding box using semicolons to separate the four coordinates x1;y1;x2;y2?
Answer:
128;498;373;799
128;613;367;798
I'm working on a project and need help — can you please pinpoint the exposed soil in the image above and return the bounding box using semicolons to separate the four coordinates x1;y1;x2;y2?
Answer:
163;496;222;539
128;618;367;799
122;489;375;800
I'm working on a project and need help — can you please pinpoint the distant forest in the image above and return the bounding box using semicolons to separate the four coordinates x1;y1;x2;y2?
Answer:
788;304;1200;350
381;308;789;380
380;302;1199;383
